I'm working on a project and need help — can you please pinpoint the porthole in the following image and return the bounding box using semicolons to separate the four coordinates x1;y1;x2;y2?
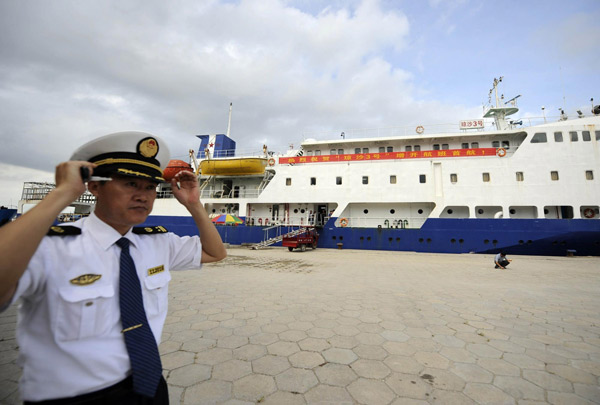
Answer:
459;239;464;243
510;209;516;215
419;238;424;243
363;209;369;214
450;239;456;243
388;237;393;242
447;209;453;214
390;209;395;214
367;237;371;241
519;240;524;245
527;240;532;245
426;238;431;243
418;209;424;214
332;236;337;240
360;236;364;241
212;209;216;213
544;209;549;214
492;239;498;244
478;209;484;214
339;236;343;241
300;209;305;214
396;238;400;242
294;209;299;213
484;239;489;244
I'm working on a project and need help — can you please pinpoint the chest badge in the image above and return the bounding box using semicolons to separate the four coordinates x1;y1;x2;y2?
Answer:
147;265;165;276
70;274;102;286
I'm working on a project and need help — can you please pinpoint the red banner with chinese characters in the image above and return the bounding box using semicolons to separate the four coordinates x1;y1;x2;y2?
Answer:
279;148;497;165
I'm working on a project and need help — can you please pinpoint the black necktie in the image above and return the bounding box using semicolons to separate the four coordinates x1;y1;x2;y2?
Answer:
116;237;163;397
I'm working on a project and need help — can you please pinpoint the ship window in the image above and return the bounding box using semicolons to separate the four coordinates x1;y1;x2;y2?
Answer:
419;174;426;183
286;178;292;186
338;149;344;154
442;144;449;150
471;142;479;148
586;170;594;180
405;145;412;152
516;172;524;182
330;149;336;155
551;171;559;181
387;146;393;152
570;131;578;142
596;131;600;140
362;176;369;185
450;173;457;183
492;141;500;148
462;143;469;149
379;147;385;153
418;209;424;214
363;209;369;214
502;140;510;149
433;144;440;150
294;209;298;213
554;132;563;142
306;151;313;156
390;175;397;184
582;131;591;141
362;148;369;153
336;177;342;185
531;133;547;143
414;145;421;151
390;209;395;214
315;150;321;156
482;172;490;182
310;177;316;185
355;148;361;154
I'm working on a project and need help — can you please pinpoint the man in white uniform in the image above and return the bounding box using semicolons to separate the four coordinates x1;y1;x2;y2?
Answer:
0;131;227;404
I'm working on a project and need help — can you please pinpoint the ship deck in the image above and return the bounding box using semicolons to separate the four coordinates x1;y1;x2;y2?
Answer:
2;247;599;404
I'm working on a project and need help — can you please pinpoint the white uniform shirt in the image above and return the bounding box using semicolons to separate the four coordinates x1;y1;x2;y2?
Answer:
7;212;202;401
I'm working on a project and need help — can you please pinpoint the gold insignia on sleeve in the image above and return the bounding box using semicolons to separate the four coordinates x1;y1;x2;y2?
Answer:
147;265;165;276
138;137;159;158
70;274;102;285
51;226;64;233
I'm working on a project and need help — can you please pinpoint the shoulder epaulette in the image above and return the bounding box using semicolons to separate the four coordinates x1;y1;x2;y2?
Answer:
132;225;169;235
47;225;82;236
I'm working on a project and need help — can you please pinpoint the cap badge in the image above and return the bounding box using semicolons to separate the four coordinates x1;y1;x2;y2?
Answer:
70;274;102;286
138;137;159;158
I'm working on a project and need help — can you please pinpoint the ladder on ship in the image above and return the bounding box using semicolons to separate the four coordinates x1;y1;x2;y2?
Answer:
250;227;305;250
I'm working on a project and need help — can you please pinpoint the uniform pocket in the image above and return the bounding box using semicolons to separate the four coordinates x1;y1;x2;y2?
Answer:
143;271;171;316
56;284;115;341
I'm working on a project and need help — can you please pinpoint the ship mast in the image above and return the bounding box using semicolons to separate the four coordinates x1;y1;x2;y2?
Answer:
484;77;519;130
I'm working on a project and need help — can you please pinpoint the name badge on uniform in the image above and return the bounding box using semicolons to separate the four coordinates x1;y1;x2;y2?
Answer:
147;265;165;276
70;274;102;285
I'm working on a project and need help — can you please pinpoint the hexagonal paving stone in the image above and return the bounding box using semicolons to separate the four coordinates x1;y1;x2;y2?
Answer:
249;333;279;346
353;344;388;360
466;343;502;359
381;330;410;342
278;329;308;342
493;376;545;401
298;337;331;352
347;378;395;405
168;364;211;387
191;320;219;331
232;324;262;337
267;341;300;356
203;327;234;340
450;363;493;383
261;323;288;334
181;337;216;352
383;341;417;356
328;335;359;349
252;355;290;376
333;325;361;336
275;367;318;393
419;368;466;391
195;347;233;366
162;351;196;370
463;382;516;405
212;359;253;381
262;391;305;405
233;344;267;361
306;327;335;339
385;372;432;399
233;374;277;402
305;384;354;404
159;340;182;355
314;363;357;387
322;348;358;365
384;355;424;374
351;359;391;379
289;351;325;369
217;334;249;349
414;351;450;369
184;380;232;405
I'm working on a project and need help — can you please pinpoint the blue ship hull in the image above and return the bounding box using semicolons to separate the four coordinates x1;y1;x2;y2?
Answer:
0;209;17;227
142;215;600;256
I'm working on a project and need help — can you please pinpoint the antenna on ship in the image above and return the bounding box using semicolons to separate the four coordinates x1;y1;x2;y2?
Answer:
483;77;518;130
226;102;233;138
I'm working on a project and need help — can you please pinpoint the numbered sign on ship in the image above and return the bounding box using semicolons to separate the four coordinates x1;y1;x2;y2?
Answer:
459;119;484;130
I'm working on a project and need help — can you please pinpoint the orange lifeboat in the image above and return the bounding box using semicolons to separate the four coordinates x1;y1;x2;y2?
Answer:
163;159;193;181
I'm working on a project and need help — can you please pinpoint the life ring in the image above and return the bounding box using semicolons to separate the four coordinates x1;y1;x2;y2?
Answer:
583;208;595;219
497;147;507;157
268;158;276;166
416;125;424;134
339;218;349;227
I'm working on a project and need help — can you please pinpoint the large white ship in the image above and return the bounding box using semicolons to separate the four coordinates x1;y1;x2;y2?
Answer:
141;80;600;256
19;80;600;255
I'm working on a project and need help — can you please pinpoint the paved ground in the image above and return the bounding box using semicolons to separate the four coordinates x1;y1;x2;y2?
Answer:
1;247;600;404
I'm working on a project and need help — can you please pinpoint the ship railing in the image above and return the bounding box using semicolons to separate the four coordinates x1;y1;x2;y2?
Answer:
245;215;329;227
21;182;96;204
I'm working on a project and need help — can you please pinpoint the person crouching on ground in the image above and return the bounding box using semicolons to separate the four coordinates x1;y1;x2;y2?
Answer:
0;131;227;404
494;251;512;269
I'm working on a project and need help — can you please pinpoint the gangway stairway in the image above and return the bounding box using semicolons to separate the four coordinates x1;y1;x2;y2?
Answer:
250;227;306;250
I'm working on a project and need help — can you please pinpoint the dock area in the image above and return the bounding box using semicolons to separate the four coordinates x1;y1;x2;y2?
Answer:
1;247;599;404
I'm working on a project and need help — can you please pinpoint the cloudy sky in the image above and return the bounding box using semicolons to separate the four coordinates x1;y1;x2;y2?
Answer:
1;0;599;208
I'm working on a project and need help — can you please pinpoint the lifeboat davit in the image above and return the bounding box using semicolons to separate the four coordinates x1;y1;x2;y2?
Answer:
200;158;267;176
